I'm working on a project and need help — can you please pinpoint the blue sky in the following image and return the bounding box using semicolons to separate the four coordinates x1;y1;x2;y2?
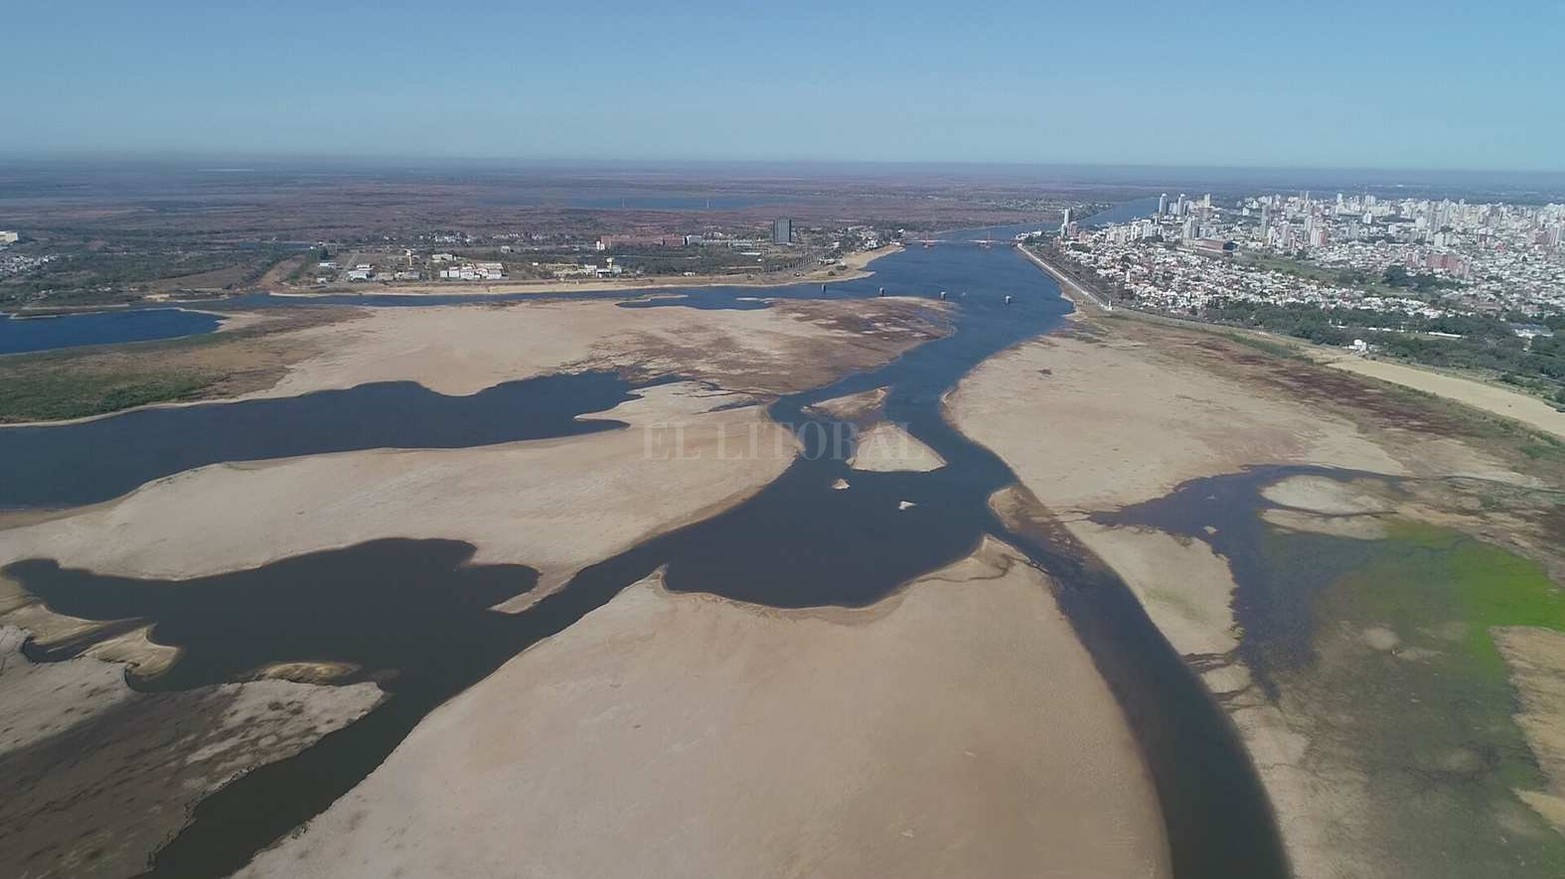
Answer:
3;1;1561;170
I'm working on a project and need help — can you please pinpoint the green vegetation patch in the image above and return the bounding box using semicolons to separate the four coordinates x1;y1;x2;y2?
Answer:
0;361;217;422
1336;521;1565;669
0;309;341;422
1269;519;1565;875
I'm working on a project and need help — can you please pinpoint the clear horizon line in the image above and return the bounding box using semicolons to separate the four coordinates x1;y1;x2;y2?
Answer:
2;149;1564;179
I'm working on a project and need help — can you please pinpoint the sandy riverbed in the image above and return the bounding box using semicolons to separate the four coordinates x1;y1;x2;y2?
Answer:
0;384;793;593
237;538;1169;879
1495;626;1565;834
848;421;946;472
1319;353;1565;439
945;314;1561;878
0;290;959;877
251;296;945;399
0;296;949;587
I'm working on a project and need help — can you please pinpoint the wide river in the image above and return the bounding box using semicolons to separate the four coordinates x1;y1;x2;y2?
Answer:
4;197;1289;878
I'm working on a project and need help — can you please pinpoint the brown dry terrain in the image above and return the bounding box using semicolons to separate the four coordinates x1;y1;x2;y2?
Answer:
0;294;946;426
1;297;950;587
0;163;1109;307
0;164;1100;244
0;384;794;593
0;626;381;879
1495;627;1565;832
0;309;357;423
848;421;947;472
237;540;1168;879
11;292;1156;879
0;287;1191;879
947;313;1565;878
250;297;949;399
1317;352;1565;440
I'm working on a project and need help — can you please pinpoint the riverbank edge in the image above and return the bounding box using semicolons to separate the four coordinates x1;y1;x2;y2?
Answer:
264;244;906;299
1014;244;1114;312
1017;245;1565;436
1101;307;1565;441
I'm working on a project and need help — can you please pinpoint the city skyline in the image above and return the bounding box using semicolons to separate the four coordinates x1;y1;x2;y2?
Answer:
3;1;1563;172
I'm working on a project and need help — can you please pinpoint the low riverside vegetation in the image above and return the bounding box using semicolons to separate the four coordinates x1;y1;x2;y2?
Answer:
1273;519;1565;876
0;310;346;422
1;241;297;308
1199;301;1565;402
0;360;214;422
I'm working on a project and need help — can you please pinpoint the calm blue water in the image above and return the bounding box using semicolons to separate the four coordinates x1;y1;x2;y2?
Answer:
0;309;224;355
1079;194;1162;226
0;372;646;508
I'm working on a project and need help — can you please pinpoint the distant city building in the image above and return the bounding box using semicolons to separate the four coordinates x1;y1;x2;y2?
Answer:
1157;193;1168;217
772;218;793;245
1059;208;1071;235
1050;189;1565;321
597;235;683;250
438;261;507;281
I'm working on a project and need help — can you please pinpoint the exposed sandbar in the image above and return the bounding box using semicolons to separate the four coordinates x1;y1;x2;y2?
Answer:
0;385;794;592
942;318;1452;878
848;421;946;472
1319;353;1565;440
1494;626;1565;834
248;297;946;400
237;538;1169;879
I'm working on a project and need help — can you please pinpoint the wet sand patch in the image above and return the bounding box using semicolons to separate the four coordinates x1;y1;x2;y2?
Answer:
1494;626;1565;834
1261;475;1397;516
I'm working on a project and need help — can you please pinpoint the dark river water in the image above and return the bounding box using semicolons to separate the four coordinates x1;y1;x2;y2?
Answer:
0;308;223;355
4;196;1285;879
0;372;645;509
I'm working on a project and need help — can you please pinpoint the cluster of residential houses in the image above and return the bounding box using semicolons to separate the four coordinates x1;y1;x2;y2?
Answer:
543;260;625;279
437;261;506;281
1054;239;1448;318
1055;191;1565;323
